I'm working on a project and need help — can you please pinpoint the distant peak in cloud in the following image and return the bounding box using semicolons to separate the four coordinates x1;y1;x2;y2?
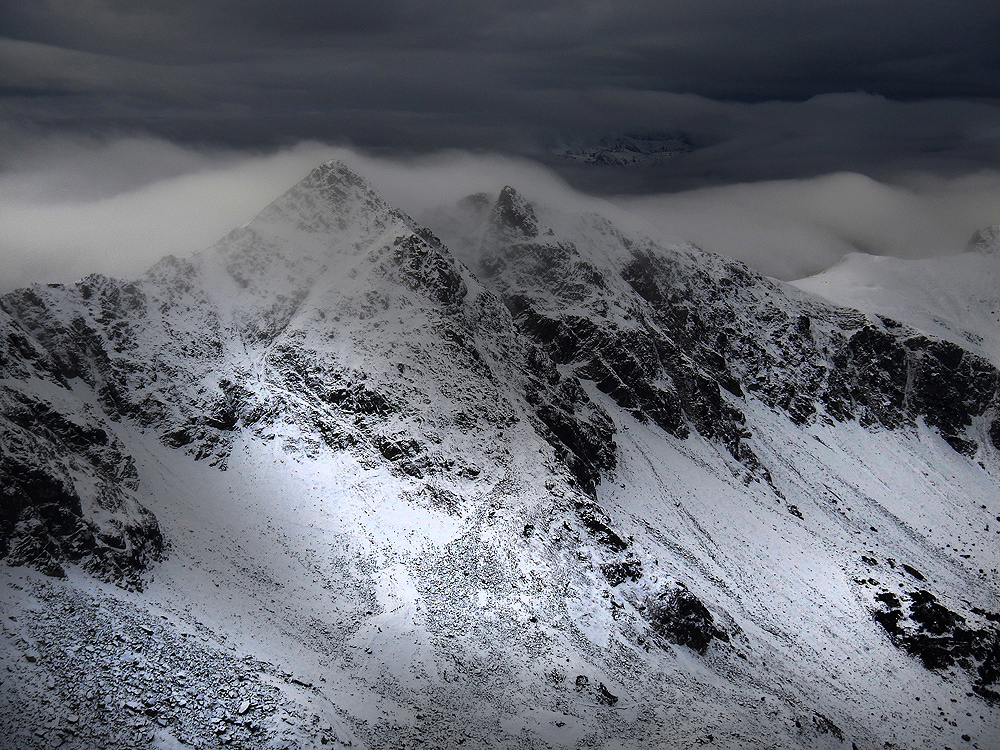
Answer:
966;225;1000;256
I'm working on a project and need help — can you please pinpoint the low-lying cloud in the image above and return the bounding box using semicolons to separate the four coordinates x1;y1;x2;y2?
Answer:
0;138;576;291
617;170;1000;279
2;136;1000;294
0;140;333;291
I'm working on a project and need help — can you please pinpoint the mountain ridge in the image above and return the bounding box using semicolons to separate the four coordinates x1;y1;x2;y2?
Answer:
2;162;1000;749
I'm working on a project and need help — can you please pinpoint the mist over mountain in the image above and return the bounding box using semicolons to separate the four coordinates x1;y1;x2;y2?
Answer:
2;161;1000;749
5;140;1000;294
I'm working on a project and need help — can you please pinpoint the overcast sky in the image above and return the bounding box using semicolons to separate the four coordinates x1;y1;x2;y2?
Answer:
3;1;1000;287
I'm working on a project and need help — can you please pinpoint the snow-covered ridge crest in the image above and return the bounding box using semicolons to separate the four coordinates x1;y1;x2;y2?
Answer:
211;159;425;291
796;223;1000;365
0;159;478;584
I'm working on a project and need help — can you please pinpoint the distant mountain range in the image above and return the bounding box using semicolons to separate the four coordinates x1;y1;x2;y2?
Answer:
554;132;696;167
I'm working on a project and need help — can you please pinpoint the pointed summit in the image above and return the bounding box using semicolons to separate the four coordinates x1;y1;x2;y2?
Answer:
297;159;373;203
250;159;408;238
490;185;538;241
211;159;426;289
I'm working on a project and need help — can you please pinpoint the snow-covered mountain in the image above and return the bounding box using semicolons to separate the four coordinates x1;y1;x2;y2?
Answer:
794;226;1000;367
554;133;695;167
2;161;1000;749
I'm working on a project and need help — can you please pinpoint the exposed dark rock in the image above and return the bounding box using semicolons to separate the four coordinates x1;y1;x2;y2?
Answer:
905;338;998;453
909;589;964;635
520;341;617;495
826;326;909;429
810;713;844;742
490;186;538;241
473;187;1000;499
596;683;619;706
972;607;1000;624
871;585;1000;698
621;253;665;305
601;553;643;586
621;247;1000;464
646;585;728;654
0;456;162;586
0;378;163;586
573;499;628;551
824;326;999;454
391;233;467;309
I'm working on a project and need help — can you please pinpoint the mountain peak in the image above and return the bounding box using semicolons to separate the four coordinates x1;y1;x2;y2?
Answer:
276;158;377;211
490;185;538;240
966;224;1000;256
307;158;370;192
207;160;426;301
249;159;408;238
5;163;1000;750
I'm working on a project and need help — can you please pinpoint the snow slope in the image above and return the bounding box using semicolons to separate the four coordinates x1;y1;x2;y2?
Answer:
2;162;1000;749
794;226;1000;366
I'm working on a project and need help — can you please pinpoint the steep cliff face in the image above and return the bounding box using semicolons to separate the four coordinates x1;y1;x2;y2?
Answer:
2;163;1000;749
0;302;162;586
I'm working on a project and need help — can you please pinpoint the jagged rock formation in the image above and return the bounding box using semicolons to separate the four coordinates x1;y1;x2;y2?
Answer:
2;161;1000;749
0;305;162;586
446;183;1000;484
646;583;729;654
865;565;1000;703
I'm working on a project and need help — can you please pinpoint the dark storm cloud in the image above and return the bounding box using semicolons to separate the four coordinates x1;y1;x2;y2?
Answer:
2;0;1000;189
4;2;1000;297
6;1;999;88
541;91;1000;193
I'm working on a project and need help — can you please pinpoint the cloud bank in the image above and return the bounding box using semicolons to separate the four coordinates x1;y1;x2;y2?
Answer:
3;2;1000;193
0;138;583;291
2;138;1000;293
617;170;1000;279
